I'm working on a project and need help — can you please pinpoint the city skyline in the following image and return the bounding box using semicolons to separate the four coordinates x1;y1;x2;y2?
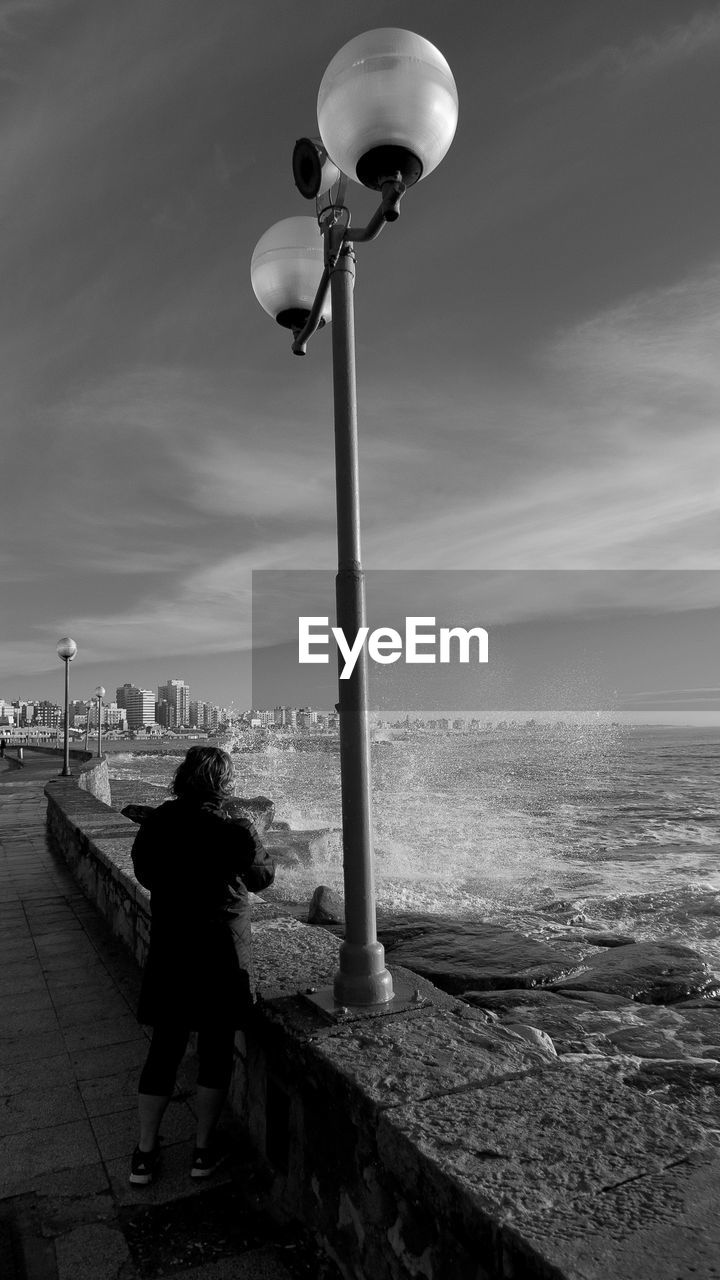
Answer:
2;2;719;713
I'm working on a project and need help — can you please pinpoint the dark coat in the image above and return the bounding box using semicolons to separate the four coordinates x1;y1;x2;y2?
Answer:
131;796;275;1029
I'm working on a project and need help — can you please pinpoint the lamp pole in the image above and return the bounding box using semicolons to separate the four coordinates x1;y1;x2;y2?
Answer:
84;701;92;753
251;29;458;1008
95;686;105;758
56;638;77;777
327;230;393;1007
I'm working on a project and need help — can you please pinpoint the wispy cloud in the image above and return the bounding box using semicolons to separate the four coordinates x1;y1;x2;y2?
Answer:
548;8;720;91
550;262;720;396
360;260;720;579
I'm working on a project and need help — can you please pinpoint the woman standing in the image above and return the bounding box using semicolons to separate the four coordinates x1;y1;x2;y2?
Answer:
129;745;275;1185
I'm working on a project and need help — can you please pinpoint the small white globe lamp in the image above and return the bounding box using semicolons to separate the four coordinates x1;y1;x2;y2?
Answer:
94;686;105;757
56;638;77;775
317;28;458;190
251;217;331;331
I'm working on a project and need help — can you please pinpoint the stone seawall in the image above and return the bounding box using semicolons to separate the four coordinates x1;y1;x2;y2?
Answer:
21;744;112;804
43;777;720;1280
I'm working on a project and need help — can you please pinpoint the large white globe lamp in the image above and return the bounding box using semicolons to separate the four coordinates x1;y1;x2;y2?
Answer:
317;28;458;190
56;637;77;661
251;217;331;331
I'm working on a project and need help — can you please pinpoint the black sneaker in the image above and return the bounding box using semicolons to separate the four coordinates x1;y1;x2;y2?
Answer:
129;1144;160;1185
190;1141;228;1179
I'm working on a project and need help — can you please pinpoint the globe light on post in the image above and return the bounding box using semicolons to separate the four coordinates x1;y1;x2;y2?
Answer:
250;216;331;335
250;28;457;1012
317;28;458;194
56;638;77;777
95;685;105;759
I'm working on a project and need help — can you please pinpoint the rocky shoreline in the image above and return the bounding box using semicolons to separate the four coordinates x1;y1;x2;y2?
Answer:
111;779;720;1146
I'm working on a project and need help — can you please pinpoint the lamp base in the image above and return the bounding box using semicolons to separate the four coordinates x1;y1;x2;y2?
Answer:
303;970;425;1024
356;145;422;190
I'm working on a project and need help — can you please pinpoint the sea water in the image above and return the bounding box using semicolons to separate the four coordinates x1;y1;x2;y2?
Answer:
107;724;720;969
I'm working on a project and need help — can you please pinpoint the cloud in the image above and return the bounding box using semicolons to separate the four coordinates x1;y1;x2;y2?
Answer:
548;8;720;91
357;261;720;581
550;262;720;398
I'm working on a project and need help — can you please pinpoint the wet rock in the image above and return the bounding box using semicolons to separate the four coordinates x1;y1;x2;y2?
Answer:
110;779;168;813
263;829;330;868
120;802;154;825
119;794;275;833
225;795;275;833
462;988;627;1056
550;940;720;1004
503;1023;557;1057
308;885;345;926
463;987;720;1065
584;932;637;948
376;916;579;997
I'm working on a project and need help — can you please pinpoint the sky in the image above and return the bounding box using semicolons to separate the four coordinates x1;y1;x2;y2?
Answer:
1;0;719;716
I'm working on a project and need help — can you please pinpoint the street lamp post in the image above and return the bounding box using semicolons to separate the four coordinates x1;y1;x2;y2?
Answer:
251;29;458;1009
56;638;78;777
95;686;105;758
84;701;92;754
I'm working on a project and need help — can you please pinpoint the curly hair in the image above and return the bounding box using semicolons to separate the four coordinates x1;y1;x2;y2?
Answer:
171;746;235;800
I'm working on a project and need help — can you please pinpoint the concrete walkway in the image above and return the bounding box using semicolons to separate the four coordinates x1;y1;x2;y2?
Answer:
0;754;338;1280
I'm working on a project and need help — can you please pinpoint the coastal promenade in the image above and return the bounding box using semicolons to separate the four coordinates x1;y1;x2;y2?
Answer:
0;753;337;1280
4;752;720;1278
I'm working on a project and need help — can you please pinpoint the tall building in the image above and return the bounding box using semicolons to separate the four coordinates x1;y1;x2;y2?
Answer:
36;700;62;728
116;684;154;729
158;679;190;729
274;706;296;728
155;700;173;729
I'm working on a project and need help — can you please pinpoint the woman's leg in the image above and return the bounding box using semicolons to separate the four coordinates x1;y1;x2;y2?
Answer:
137;1024;189;1150
195;1026;236;1148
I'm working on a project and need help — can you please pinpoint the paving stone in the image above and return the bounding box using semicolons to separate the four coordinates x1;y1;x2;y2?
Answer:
0;958;45;982
45;971;119;1001
39;954;111;976
0;1118;100;1196
78;1064;146;1117
0;1006;61;1037
61;1012;146;1054
55;1222;132;1280
104;1140;237;1207
160;1250;296;1279
0;944;37;966
1;1027;68;1065
69;1038;150;1081
0;972;48;998
90;1099;196;1160
17;1160;112;1216
0;1050;77;1095
0;988;55;1017
54;995;134;1029
30;922;85;940
0;1082;86;1136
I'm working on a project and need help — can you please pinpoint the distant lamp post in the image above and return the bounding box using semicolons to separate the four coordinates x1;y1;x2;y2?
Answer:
84;700;93;754
251;29;457;1010
94;686;105;758
56;637;77;777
